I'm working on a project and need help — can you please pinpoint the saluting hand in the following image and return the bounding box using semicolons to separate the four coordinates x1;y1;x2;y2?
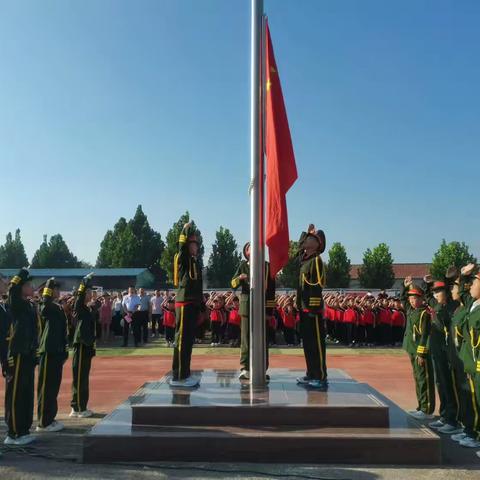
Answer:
423;274;432;284
461;263;476;276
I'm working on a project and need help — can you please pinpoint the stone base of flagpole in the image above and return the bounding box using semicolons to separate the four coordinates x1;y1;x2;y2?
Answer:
83;368;440;465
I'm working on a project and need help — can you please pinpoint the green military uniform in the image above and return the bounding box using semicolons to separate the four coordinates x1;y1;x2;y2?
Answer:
37;278;68;428
171;224;203;381
5;268;38;439
0;298;12;378
401;284;435;415
71;275;96;413
231;255;275;372
452;274;478;440
462;272;480;439
425;280;459;426
296;231;327;383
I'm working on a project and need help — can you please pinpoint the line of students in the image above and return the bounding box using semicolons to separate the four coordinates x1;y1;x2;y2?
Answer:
0;269;97;447
402;263;480;453
323;294;406;347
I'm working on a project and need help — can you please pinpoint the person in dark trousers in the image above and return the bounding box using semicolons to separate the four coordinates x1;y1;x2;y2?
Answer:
424;275;461;435
121;287;141;347
231;242;275;381
170;222;203;388
449;265;480;447
138;288;150;344
402;278;435;420
150;290;164;338
295;224;328;389
70;273;96;418
4;268;38;446
455;263;480;449
0;274;12;380
36;278;68;432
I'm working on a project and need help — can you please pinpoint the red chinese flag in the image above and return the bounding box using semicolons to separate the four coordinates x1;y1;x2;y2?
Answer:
265;21;298;278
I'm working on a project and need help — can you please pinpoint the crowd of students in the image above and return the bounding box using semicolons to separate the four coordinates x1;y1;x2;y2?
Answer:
50;289;406;350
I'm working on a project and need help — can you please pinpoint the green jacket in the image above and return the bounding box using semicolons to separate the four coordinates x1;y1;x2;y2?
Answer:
231;261;276;317
73;279;97;348
401;285;431;358
463;300;480;376
174;225;203;304
7;289;38;358
451;303;467;356
0;304;12;370
39;297;68;356
295;232;325;314
425;283;458;356
455;275;476;373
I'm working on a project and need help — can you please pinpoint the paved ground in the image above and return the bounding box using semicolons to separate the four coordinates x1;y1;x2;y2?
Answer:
0;346;478;479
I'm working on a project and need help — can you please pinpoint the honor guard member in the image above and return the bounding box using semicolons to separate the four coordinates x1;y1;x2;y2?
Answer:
456;264;480;448
0;274;12;379
295;224;327;389
4;268;38;446
170;222;203;388
449;265;480;447
36;278;68;432
231;242;276;381
70;273;96;417
401;277;435;420
424;276;461;434
467;267;480;450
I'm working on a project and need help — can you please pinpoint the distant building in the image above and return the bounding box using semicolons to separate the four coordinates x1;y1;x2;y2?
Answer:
0;268;155;292
349;263;431;290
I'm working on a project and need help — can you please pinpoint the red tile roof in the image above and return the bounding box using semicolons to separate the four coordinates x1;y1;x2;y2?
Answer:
349;263;430;280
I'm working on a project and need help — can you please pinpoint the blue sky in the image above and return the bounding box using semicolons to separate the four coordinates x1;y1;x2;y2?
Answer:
0;0;479;265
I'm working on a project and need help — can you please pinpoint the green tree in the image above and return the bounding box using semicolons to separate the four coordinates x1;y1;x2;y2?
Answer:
96;218;128;267
128;205;165;268
160;212;204;284
358;243;395;289
96;206;165;269
207;227;241;287
430;240;477;279
326;242;351;288
0;229;29;268
277;241;299;289
31;234;80;268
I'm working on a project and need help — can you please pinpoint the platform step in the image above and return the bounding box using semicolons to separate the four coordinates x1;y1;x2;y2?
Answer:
132;403;389;427
82;369;441;466
131;369;389;427
83;424;440;465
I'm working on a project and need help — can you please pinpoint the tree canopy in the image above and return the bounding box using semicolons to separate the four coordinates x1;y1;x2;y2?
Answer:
430;240;477;279
326;242;351;288
0;229;29;268
31;234;80;268
207;227;241;287
96;205;165;269
358;243;395;289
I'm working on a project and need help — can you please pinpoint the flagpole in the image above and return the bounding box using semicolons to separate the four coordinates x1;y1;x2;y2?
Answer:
249;0;266;388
